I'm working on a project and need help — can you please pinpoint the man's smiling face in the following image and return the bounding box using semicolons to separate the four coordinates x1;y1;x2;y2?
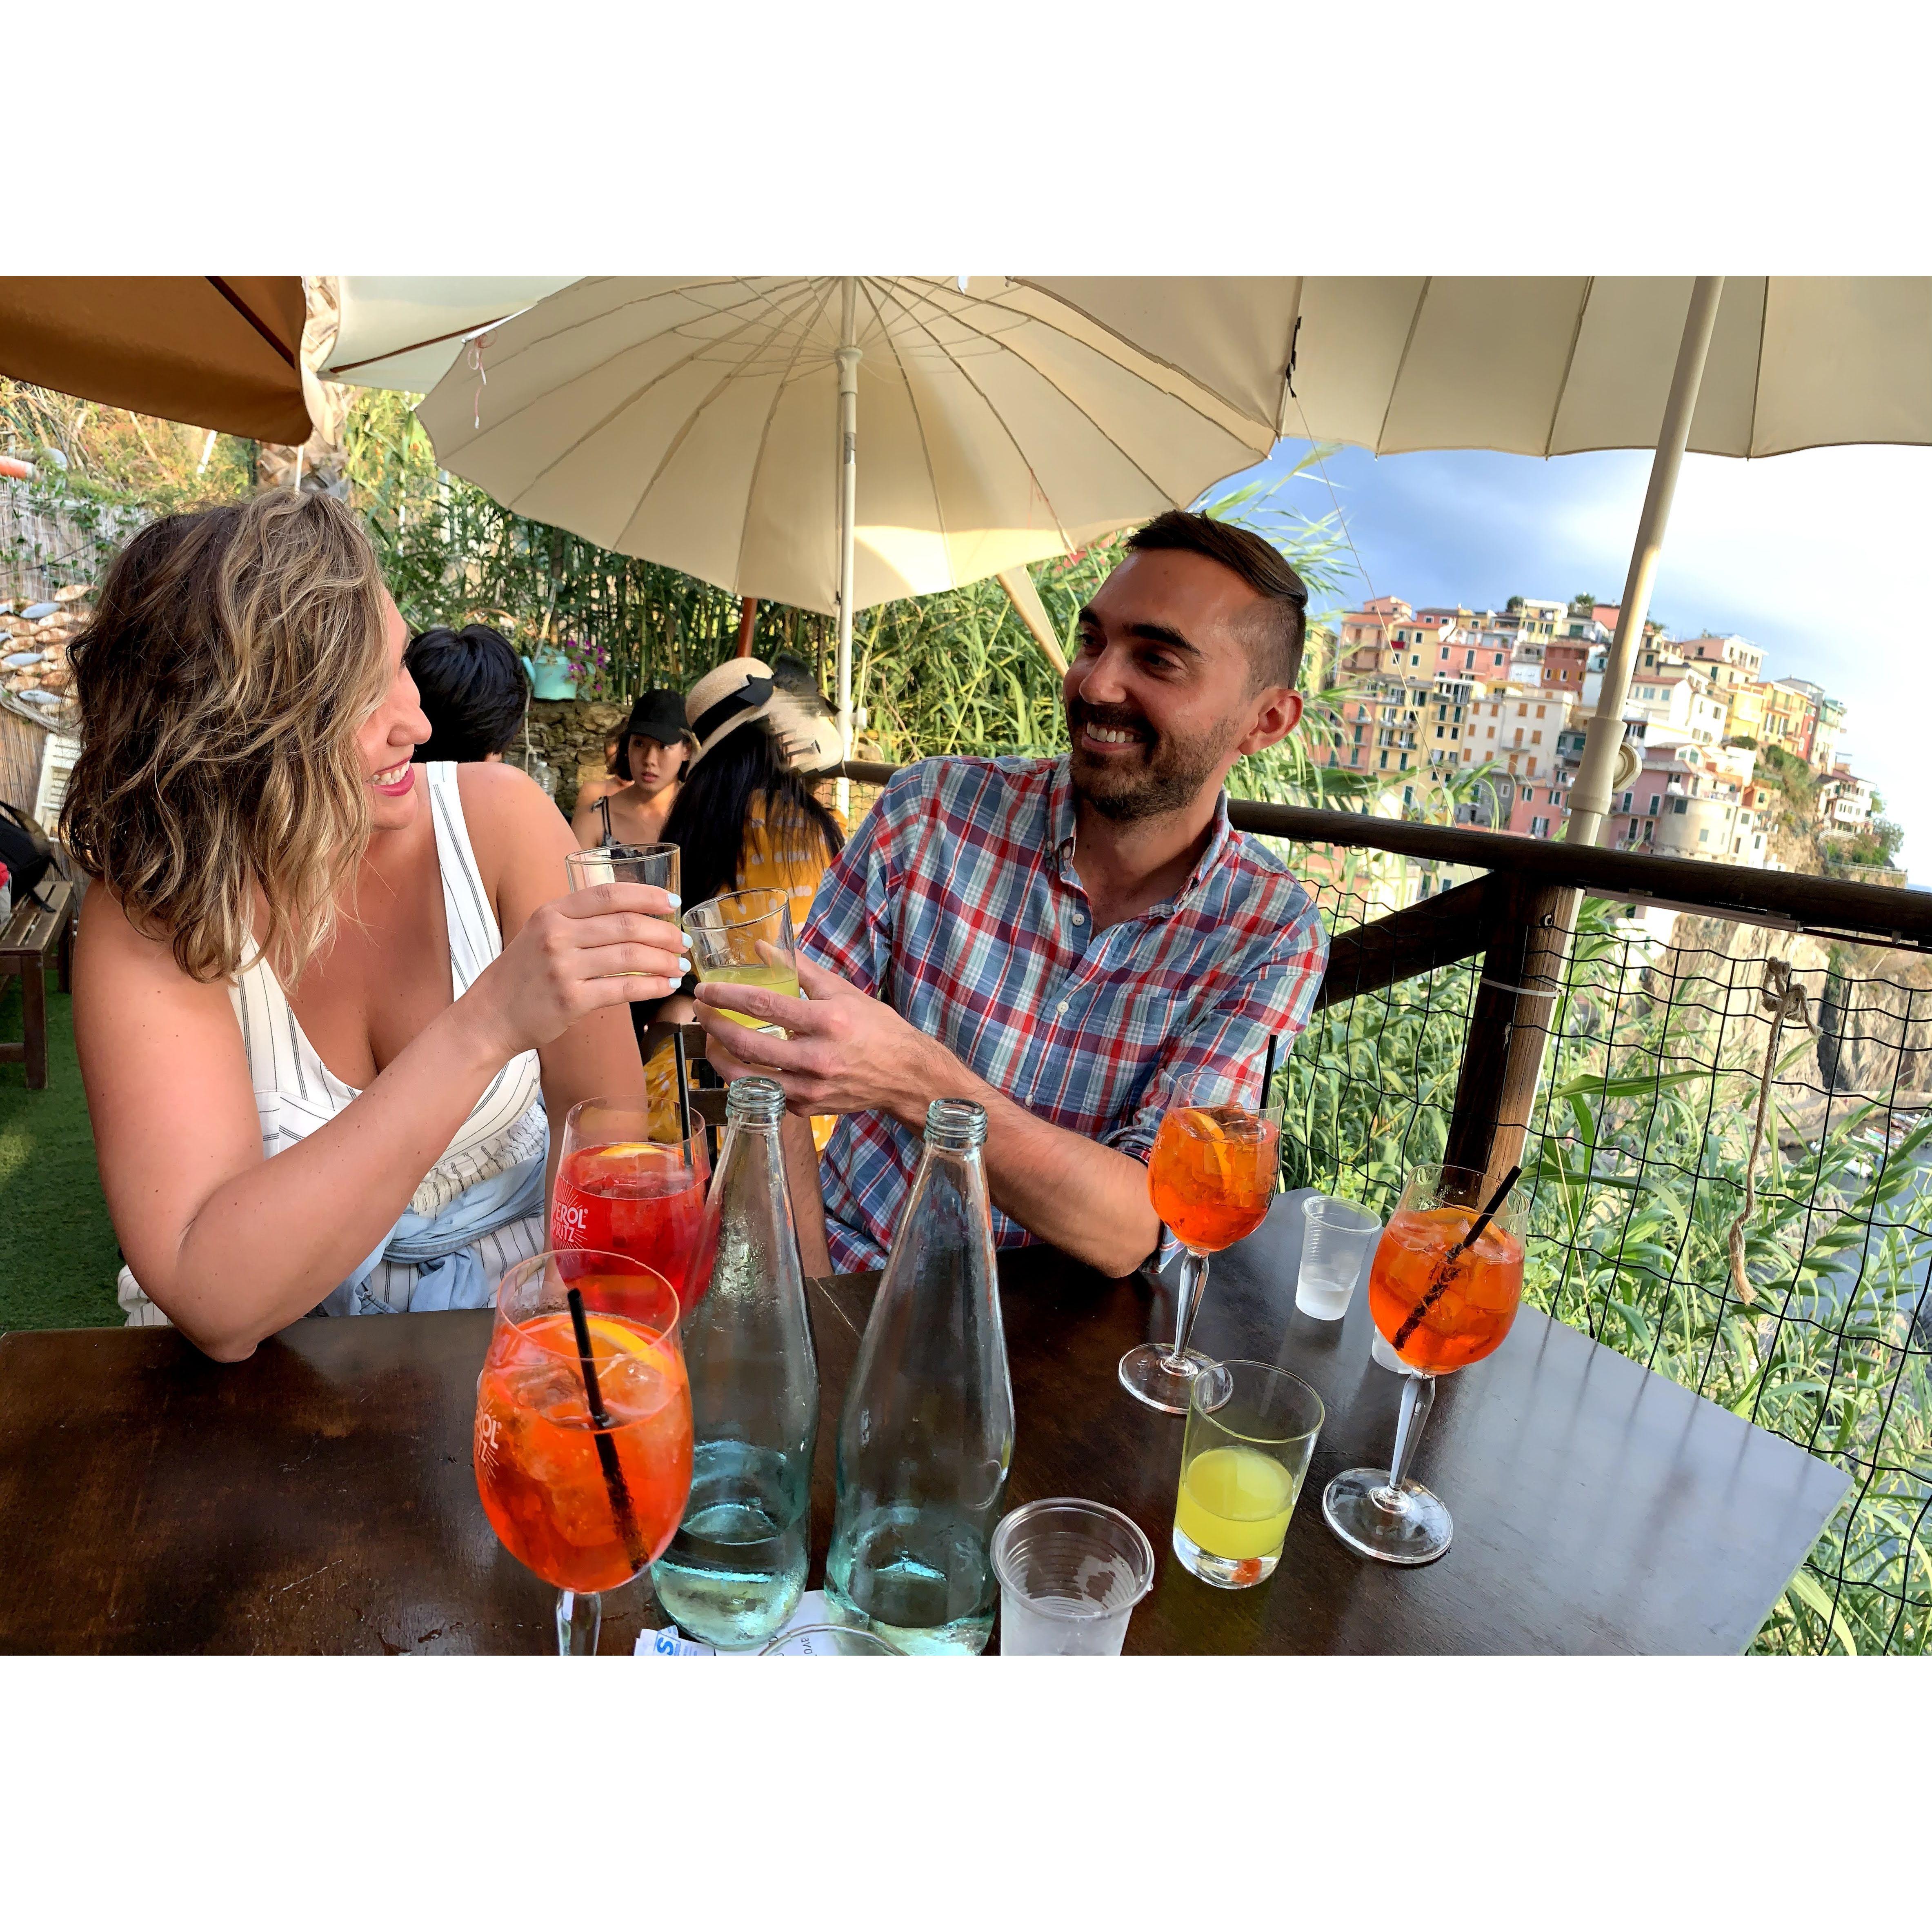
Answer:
1065;547;1299;823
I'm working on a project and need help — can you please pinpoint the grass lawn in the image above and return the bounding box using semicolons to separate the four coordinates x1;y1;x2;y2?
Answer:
0;967;125;1329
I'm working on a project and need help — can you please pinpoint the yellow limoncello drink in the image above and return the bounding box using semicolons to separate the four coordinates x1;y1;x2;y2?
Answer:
1174;1445;1299;1585
697;962;802;1034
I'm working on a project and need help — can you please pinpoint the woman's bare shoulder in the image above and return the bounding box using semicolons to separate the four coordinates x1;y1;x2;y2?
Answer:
455;760;575;900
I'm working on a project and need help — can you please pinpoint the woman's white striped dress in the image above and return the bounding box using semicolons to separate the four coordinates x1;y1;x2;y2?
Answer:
118;761;548;1324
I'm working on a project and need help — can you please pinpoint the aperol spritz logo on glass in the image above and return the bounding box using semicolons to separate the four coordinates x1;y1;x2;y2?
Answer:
476;1408;503;1481
552;1198;591;1241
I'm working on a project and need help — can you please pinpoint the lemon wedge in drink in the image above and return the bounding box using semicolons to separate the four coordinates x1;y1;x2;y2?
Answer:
584;1314;660;1363
1181;1109;1227;1140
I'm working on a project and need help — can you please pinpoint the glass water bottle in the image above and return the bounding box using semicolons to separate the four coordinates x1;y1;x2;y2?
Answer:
650;1077;819;1650
825;1098;1014;1655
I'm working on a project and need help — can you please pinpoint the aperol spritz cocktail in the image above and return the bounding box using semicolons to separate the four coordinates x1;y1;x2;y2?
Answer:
1323;1163;1524;1566
550;1101;713;1311
1366;1203;1525;1375
1120;1099;1282;1413
474;1248;693;1653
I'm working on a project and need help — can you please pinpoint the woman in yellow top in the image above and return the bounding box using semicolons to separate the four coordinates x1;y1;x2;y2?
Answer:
649;657;845;1142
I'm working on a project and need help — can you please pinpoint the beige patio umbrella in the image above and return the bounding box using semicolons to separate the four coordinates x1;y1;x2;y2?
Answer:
1282;276;1932;843
415;276;1299;775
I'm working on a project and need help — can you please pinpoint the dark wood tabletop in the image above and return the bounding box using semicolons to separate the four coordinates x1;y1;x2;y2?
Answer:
0;1192;1847;1654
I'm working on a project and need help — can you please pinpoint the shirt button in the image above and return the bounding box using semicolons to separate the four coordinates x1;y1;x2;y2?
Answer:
1056;1000;1069;1015
1072;912;1086;925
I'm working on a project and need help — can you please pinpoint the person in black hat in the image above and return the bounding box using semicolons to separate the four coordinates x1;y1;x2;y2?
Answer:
570;688;693;849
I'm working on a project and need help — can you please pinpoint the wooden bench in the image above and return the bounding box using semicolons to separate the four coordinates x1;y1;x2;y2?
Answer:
0;878;76;1090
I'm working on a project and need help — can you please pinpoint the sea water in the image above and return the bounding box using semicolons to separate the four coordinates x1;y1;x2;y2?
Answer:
823;1503;996;1655
650;1441;808;1650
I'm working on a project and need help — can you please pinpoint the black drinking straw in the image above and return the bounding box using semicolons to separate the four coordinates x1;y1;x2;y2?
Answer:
1392;1163;1522;1354
1259;1033;1282;1190
669;1025;694;1147
565;1286;647;1572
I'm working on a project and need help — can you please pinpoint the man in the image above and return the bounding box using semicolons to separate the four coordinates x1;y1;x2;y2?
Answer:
696;510;1329;1280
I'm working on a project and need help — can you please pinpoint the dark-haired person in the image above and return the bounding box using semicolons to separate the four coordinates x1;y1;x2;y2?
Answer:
405;623;529;763
696;511;1328;1281
570;689;691;849
662;659;845;924
63;493;685;1359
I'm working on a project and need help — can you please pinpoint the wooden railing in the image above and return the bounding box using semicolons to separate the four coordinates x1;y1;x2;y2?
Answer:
836;759;1932;1201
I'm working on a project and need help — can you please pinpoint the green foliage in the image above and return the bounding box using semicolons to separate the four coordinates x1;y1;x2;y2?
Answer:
1280;892;1932;1655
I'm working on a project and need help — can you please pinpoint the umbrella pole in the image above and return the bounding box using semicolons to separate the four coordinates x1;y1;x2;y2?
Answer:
835;276;861;819
1564;275;1725;847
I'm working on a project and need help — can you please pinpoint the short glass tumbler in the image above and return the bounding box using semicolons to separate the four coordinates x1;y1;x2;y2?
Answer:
1296;1194;1382;1321
1172;1360;1324;1590
990;1498;1156;1656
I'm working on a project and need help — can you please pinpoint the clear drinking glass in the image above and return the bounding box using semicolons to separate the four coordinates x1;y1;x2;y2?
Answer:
1120;1098;1283;1413
681;888;800;1035
1173;1359;1325;1589
990;1498;1156;1656
1296;1194;1383;1321
472;1248;692;1654
551;1100;712;1309
1322;1163;1525;1566
566;841;680;898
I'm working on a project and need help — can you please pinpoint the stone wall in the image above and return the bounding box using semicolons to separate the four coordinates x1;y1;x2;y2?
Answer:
521;698;628;819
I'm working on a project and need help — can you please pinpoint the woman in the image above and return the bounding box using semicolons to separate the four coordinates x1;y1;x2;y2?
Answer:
569;689;690;849
662;658;845;928
64;493;687;1360
405;622;529;763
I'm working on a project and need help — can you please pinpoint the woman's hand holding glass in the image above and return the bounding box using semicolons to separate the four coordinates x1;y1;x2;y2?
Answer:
468;881;691;1060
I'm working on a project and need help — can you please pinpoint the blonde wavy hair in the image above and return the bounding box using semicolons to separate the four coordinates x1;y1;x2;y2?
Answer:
62;491;393;985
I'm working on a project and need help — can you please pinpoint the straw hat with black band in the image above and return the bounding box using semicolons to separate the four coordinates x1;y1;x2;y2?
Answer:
685;659;780;769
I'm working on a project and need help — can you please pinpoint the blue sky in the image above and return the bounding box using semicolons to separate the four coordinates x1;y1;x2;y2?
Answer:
1221;440;1932;884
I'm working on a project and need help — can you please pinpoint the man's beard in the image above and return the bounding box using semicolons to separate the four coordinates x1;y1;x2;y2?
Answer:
1066;696;1235;824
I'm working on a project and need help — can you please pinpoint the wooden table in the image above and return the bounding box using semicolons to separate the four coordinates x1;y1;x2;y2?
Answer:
0;1193;1846;1654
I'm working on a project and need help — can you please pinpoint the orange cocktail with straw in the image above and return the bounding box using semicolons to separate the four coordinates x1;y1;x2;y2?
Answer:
474;1249;692;1653
1323;1163;1523;1567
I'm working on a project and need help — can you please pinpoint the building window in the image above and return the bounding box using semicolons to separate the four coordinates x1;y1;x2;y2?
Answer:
1699;827;1710;845
1647;793;1660;813
1531;815;1550;836
1517;703;1527;716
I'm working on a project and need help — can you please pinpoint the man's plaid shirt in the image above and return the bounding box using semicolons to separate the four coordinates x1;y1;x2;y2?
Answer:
800;756;1329;1273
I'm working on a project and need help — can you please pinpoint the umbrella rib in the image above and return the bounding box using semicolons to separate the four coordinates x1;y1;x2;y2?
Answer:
1376;277;1432;455
607;284;828;552
1748;279;1766;458
486;282;820;498
729;279;840;598
892;280;1185;553
207;277;300;370
858;279;967;565
1547;276;1594;458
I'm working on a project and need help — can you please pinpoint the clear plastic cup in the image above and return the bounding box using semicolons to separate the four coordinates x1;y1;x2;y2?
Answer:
1297;1194;1382;1322
990;1498;1156;1656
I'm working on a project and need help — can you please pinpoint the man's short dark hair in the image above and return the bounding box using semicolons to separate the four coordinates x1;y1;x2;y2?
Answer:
1125;510;1308;691
405;624;529;762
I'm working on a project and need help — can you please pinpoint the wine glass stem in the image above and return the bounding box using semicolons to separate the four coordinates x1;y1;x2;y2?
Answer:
1164;1249;1210;1371
1376;1372;1437;1510
556;1588;604;1656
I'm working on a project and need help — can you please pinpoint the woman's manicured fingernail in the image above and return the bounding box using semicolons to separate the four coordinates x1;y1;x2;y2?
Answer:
665;891;681;907
678;957;692;975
